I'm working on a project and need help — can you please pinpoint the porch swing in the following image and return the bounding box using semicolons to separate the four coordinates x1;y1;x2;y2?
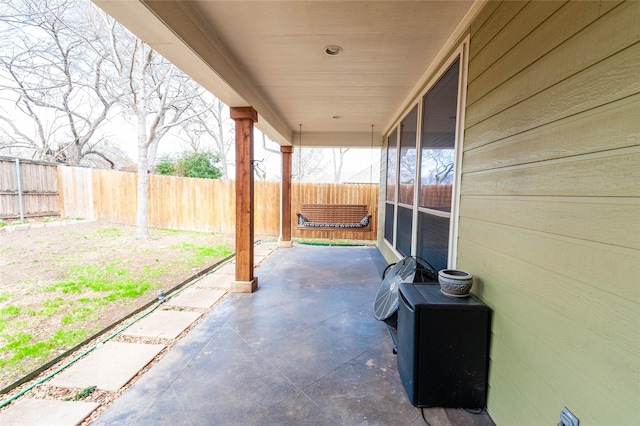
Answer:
295;124;374;232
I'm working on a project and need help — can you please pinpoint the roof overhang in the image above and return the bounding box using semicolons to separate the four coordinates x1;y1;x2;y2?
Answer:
92;0;484;148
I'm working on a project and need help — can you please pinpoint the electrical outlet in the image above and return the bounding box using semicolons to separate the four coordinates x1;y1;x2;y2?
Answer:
558;407;579;426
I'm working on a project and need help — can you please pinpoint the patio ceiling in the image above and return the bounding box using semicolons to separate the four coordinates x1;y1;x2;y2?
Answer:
92;0;481;147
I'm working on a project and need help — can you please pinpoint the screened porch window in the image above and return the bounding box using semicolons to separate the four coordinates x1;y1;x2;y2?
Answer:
383;53;464;270
384;130;397;243
398;106;418;206
416;58;460;271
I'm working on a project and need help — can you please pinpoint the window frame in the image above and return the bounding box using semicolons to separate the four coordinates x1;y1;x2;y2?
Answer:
382;40;468;268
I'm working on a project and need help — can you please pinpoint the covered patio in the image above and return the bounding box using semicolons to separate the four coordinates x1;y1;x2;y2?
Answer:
93;244;494;425
88;1;639;424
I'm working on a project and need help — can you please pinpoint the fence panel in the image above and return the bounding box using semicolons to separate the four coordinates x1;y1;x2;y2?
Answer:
0;157;59;220
58;166;94;220
291;182;379;240
1;163;379;240
148;174;236;233
92;169;138;224
255;181;281;236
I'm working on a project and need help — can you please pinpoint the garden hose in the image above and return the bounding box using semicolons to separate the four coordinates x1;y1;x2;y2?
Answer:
0;249;242;408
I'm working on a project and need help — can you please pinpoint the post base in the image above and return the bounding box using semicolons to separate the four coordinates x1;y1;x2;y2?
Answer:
231;278;258;293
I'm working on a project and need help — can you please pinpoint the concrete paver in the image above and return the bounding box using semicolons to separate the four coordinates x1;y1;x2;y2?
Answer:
0;398;99;426
198;274;234;290
166;288;225;309
121;310;201;339
2;243;280;426
215;263;235;276
48;342;164;391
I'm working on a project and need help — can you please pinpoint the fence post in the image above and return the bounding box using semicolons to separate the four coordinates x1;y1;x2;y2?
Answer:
14;158;24;222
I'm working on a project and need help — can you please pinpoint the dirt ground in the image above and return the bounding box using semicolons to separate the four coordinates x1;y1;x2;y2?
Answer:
0;220;235;390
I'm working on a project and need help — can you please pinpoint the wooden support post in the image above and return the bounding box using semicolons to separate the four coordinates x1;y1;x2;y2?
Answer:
279;145;293;248
230;106;258;293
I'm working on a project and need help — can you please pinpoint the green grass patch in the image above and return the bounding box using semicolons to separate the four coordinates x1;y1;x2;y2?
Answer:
45;264;151;300
50;328;90;346
142;265;166;276
65;385;96;401
38;298;65;317
61;307;96;324
174;242;232;265
0;328;90;367
1;305;21;317
0;332;49;366
3;305;37;317
0;291;12;303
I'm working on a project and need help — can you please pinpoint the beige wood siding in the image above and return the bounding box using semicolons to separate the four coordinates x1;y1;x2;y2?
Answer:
462;1;639;424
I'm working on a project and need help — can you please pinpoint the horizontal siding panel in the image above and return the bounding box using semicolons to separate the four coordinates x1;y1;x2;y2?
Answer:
459;196;639;250
458;218;639;302
487;353;543;425
459;240;639;425
468;0;626;108
468;0;564;86
465;41;640;149
461;148;640;197
469;0;526;63
463;95;640;173
488;312;635;426
460;240;639;358
467;2;624;108
488;321;571;424
463;2;640;424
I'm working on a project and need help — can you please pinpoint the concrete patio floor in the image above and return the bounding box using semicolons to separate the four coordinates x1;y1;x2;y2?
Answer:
96;244;494;425
1;243;495;425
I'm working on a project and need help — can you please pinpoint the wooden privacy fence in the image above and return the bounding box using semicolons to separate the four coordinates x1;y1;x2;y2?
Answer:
391;183;453;210
291;182;378;240
0;157;60;220
57;166;379;240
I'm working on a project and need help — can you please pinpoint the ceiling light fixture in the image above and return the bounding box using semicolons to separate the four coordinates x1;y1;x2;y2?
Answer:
324;45;343;56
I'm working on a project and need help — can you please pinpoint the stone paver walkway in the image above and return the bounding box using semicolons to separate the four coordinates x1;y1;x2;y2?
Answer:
0;241;278;426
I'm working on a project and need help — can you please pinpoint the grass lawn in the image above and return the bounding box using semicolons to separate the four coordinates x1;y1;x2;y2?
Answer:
0;221;234;390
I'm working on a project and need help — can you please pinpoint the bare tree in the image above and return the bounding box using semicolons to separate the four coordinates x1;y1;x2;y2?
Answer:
399;148;416;184
331;147;350;183
106;16;207;238
0;0;119;166
0;0;223;236
180;94;234;179
293;147;325;182
421;148;454;184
